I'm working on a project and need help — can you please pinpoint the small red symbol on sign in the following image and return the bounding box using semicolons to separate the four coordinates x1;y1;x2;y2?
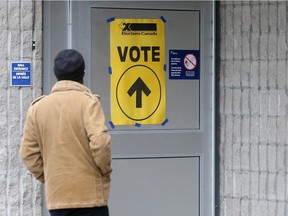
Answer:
184;54;197;70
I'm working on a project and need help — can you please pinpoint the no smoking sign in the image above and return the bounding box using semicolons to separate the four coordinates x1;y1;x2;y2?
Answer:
169;50;200;80
184;54;197;70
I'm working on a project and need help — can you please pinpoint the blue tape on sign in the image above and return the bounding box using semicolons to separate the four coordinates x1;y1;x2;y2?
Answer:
160;16;167;23
109;121;115;129
161;118;169;126
164;64;167;72
108;67;112;75
135;123;141;127
107;17;115;23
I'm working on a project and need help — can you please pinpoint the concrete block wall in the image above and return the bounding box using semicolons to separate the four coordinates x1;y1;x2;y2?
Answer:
219;1;288;215
0;1;43;215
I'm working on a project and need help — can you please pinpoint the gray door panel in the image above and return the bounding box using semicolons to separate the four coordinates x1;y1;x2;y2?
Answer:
43;2;214;216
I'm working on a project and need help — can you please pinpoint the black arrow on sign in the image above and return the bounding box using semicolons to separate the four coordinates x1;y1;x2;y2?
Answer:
127;77;151;108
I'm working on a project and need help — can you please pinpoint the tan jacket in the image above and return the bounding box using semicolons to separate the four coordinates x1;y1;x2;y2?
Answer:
19;80;112;210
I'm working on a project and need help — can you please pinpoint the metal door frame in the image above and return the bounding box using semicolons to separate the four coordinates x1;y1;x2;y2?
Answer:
43;1;216;216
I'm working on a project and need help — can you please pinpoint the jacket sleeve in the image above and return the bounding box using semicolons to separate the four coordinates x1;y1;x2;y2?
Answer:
83;96;112;176
19;107;44;183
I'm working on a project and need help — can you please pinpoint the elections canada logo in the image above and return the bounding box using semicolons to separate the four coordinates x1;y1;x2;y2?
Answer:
119;21;158;36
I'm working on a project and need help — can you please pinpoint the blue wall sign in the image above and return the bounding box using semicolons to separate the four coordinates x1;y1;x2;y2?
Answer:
11;62;31;86
169;50;200;80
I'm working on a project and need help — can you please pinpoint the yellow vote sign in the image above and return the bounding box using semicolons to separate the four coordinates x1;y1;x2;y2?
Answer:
110;18;166;125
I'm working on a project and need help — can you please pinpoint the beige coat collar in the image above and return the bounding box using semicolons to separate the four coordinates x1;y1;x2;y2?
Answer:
51;80;91;94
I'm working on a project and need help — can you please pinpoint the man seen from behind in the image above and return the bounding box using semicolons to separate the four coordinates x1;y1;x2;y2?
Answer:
19;49;112;216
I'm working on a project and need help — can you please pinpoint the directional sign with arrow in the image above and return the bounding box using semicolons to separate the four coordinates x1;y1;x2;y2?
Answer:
127;77;151;108
110;18;166;125
115;64;163;122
